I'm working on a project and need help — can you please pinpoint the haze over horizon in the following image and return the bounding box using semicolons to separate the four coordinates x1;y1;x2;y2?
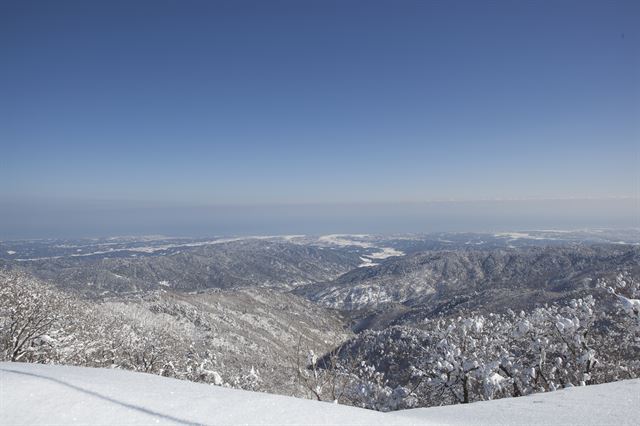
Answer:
2;196;638;239
2;1;639;238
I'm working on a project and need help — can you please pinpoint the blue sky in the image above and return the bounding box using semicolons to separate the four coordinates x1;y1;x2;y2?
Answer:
1;1;638;237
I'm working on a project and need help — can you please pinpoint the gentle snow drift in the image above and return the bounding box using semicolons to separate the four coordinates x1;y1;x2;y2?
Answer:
1;363;638;425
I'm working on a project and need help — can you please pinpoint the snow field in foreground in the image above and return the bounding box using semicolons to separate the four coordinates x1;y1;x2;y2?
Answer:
1;362;638;425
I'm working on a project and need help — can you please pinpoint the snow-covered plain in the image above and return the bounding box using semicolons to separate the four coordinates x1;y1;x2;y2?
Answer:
1;363;638;425
317;234;405;262
12;235;304;261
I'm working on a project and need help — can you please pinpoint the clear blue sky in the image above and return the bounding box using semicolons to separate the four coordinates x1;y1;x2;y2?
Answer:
1;1;638;237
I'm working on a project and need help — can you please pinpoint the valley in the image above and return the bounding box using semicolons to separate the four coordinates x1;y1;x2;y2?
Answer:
1;229;639;411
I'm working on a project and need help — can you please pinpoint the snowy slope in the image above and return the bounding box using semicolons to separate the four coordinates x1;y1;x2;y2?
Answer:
1;362;638;426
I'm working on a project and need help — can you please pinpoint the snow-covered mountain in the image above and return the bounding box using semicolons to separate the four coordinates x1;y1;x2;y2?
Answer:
2;233;639;417
1;362;638;425
1;238;362;296
115;288;353;395
296;245;640;314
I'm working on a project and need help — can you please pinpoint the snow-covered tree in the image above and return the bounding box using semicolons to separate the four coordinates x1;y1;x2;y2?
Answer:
0;272;70;362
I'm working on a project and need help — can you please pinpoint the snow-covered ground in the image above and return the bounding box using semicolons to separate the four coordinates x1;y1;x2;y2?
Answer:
318;234;374;248
367;247;404;259
317;234;405;263
1;363;638;425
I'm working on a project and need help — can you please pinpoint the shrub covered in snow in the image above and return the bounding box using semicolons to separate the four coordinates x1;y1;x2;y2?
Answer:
0;271;225;384
325;286;640;410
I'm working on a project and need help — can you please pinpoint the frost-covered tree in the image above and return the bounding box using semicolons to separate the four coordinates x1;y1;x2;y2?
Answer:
291;337;350;402
0;271;228;386
341;360;418;412
336;295;634;407
506;298;598;392
412;315;510;405
0;272;69;362
231;366;262;391
594;273;640;380
605;272;640;324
